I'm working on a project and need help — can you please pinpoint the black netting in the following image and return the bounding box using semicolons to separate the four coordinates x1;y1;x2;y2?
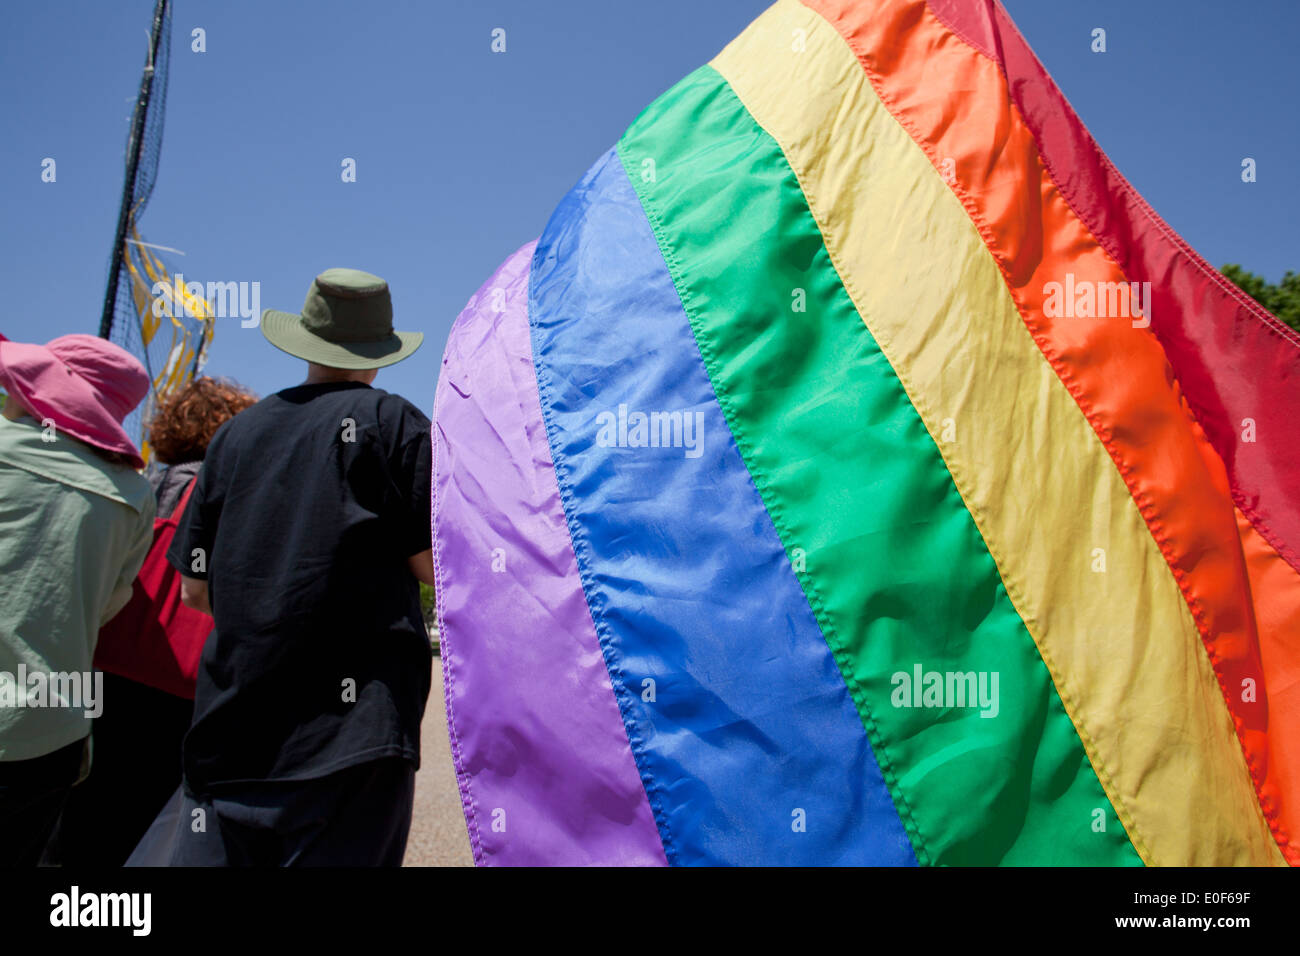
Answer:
104;0;172;366
101;0;212;464
130;0;171;213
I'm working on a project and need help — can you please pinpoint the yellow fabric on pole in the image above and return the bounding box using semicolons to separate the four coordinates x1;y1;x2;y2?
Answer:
117;222;217;466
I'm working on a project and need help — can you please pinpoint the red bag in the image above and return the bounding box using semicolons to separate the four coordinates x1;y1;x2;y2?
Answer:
94;478;213;700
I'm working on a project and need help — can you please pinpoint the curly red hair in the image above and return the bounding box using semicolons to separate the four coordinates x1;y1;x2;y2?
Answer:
147;377;257;465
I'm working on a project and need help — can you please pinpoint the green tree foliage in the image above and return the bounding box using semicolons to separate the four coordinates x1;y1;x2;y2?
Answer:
1220;265;1300;334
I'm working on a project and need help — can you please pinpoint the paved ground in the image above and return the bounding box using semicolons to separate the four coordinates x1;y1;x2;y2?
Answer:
403;656;474;867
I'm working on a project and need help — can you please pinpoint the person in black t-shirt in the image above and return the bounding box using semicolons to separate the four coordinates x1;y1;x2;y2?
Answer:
167;268;435;866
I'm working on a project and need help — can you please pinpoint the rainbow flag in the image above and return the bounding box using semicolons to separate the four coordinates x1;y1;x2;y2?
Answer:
432;0;1300;866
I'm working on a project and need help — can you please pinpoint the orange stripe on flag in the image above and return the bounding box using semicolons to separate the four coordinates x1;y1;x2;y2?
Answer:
804;0;1295;862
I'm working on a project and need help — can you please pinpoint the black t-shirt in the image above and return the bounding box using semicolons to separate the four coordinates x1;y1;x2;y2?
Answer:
167;381;433;795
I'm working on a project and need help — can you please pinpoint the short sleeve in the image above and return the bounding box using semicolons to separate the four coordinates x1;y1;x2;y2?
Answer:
100;495;156;626
167;463;217;580
395;407;433;558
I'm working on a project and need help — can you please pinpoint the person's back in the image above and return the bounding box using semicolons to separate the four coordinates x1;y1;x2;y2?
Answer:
177;380;432;790
0;414;154;758
165;267;434;867
0;332;154;866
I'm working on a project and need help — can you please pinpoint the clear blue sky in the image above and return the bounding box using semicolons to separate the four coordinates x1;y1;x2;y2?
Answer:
2;0;1296;413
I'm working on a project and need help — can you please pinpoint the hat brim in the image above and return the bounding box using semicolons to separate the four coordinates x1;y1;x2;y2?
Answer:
0;334;146;469
260;310;423;370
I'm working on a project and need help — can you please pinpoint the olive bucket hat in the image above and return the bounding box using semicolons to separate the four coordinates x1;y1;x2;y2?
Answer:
261;268;422;370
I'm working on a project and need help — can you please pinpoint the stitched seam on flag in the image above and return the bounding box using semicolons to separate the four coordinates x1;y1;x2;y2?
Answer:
977;0;1297;865
608;144;920;867
1232;494;1300;584
936;0;1300;579
1093;195;1300;573
1013;45;1300;577
923;0;999;64
813;0;1290;862
616;133;933;868
712;13;1148;863
431;336;486;866
750;105;1148;868
943;28;1296;865
985;3;1300;354
1113;165;1300;352
702;49;1140;863
526;235;679;866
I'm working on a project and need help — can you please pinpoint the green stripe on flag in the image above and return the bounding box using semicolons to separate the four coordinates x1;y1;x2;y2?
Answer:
619;65;1141;866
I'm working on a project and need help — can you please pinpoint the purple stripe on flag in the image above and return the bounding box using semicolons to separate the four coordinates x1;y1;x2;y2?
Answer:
432;240;667;866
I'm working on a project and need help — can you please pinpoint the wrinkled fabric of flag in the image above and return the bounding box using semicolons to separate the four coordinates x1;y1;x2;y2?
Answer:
431;0;1300;866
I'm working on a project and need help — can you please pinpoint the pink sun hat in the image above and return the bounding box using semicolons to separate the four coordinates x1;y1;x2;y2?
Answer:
0;332;150;469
